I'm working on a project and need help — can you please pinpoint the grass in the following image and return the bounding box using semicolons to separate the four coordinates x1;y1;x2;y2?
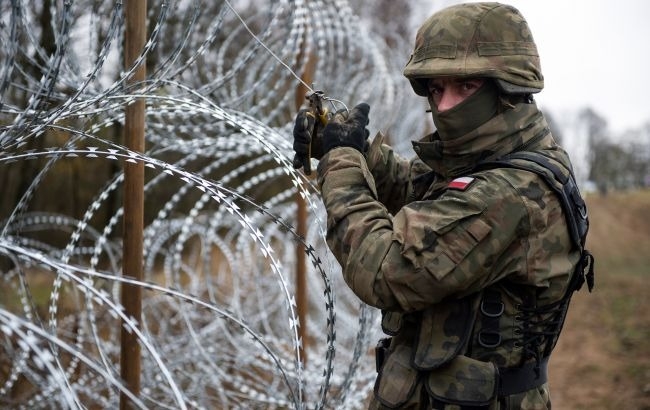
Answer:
550;189;650;409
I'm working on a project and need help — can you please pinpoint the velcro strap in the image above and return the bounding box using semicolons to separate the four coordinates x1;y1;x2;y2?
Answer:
498;357;549;396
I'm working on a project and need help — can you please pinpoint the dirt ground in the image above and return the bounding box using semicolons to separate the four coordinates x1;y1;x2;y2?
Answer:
549;190;650;410
550;279;649;409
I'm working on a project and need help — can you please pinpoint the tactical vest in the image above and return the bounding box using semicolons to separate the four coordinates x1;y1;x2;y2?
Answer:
375;151;595;407
469;151;595;393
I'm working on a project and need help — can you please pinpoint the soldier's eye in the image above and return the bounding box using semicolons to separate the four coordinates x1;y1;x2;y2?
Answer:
461;79;484;92
427;83;443;95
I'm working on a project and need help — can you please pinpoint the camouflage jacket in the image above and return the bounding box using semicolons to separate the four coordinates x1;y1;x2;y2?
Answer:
317;102;581;409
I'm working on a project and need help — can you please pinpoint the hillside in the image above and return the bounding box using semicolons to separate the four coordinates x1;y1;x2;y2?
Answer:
550;189;650;409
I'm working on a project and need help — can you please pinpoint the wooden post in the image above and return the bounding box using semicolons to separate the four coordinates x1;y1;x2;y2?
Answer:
120;1;146;408
294;38;317;366
295;189;309;365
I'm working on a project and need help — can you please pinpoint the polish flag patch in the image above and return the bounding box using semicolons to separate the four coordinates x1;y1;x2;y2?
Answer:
448;176;475;191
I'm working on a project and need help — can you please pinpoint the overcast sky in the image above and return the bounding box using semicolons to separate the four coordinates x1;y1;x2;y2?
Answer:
425;0;650;135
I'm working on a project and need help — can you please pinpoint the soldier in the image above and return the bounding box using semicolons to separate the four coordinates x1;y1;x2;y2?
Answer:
293;2;593;409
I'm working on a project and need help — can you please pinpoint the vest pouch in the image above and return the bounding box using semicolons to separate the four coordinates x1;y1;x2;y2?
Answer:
425;355;498;409
413;295;480;369
381;310;403;335
374;344;418;408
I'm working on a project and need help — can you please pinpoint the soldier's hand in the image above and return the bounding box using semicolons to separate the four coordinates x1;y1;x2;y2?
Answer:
292;109;325;170
322;103;370;154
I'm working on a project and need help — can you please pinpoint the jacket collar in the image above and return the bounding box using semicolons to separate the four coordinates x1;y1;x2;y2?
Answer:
412;102;549;178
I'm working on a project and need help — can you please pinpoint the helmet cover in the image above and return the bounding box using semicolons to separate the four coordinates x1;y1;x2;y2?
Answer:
404;2;544;95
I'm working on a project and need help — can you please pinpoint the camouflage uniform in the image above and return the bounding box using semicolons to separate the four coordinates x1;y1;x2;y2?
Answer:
314;3;587;409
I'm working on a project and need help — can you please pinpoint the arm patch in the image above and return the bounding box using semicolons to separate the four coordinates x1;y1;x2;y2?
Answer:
448;176;475;191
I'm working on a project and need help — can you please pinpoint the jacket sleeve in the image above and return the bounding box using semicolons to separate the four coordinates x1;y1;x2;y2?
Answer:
364;133;413;214
317;147;529;312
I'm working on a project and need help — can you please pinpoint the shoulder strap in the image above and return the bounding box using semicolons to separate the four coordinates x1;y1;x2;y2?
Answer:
473;152;594;292
474;152;588;249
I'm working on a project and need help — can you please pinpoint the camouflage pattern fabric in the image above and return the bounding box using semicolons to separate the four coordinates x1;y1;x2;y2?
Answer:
316;100;580;409
403;2;543;96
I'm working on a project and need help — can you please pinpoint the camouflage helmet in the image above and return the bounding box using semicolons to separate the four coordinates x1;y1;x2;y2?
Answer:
403;2;543;96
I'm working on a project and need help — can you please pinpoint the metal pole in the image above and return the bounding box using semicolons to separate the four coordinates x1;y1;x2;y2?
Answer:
120;1;146;408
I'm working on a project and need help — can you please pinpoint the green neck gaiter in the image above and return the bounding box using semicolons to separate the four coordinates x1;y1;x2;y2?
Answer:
429;81;500;140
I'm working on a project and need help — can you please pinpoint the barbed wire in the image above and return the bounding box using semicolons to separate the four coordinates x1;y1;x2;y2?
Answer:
0;0;429;408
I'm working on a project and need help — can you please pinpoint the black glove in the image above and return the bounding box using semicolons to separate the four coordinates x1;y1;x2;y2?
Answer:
322;103;370;154
292;109;324;171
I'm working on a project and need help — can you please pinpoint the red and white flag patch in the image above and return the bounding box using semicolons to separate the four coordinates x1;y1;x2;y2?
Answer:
448;176;475;191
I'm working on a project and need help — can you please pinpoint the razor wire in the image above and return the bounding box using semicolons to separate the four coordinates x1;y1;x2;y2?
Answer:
0;0;431;408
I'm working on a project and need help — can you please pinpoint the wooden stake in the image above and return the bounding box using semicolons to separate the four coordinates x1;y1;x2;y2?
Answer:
120;1;146;408
294;39;317;366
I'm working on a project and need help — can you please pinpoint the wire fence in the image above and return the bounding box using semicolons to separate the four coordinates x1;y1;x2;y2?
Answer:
0;0;429;408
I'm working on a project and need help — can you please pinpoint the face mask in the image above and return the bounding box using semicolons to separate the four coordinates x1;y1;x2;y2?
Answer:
429;80;500;140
